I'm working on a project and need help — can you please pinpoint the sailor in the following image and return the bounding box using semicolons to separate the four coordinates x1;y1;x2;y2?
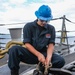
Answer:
8;5;65;75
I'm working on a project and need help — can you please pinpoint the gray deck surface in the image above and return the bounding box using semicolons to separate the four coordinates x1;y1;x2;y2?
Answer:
0;63;33;75
0;54;8;66
64;52;75;65
0;54;33;75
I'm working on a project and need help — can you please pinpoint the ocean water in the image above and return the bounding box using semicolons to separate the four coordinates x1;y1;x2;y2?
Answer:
0;34;75;53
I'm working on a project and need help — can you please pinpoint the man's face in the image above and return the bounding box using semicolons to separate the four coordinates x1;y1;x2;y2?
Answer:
37;19;50;27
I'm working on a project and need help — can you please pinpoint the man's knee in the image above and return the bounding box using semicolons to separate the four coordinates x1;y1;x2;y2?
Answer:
8;45;20;54
52;54;65;68
59;56;65;67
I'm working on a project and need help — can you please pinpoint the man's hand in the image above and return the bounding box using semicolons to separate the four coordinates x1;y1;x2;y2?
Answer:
45;57;51;67
45;43;54;66
37;53;51;66
37;52;45;64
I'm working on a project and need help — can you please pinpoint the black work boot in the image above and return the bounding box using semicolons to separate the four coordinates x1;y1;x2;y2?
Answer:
11;70;19;75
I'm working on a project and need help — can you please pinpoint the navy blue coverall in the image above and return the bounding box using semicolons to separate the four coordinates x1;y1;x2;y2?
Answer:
8;20;65;71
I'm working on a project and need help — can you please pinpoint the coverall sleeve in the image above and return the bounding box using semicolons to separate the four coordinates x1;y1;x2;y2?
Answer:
23;23;32;44
48;26;56;45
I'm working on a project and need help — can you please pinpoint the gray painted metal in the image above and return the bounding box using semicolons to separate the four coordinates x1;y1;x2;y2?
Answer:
9;28;22;41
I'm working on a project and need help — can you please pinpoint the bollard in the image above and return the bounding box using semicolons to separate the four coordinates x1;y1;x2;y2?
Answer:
9;28;22;41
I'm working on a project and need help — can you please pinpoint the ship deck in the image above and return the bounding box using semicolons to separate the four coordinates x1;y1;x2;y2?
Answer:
0;45;75;75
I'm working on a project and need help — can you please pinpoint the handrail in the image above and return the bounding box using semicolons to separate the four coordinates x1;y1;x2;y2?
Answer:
0;15;75;26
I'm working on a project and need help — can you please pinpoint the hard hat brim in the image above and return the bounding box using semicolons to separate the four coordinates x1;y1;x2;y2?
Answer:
35;11;53;21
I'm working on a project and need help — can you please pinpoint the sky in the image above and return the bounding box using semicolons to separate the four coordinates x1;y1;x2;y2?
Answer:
0;0;75;34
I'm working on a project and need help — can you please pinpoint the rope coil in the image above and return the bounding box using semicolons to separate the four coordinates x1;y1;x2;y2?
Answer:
0;41;25;59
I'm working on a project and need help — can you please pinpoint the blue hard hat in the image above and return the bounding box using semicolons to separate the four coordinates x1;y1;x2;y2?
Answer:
35;5;53;21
